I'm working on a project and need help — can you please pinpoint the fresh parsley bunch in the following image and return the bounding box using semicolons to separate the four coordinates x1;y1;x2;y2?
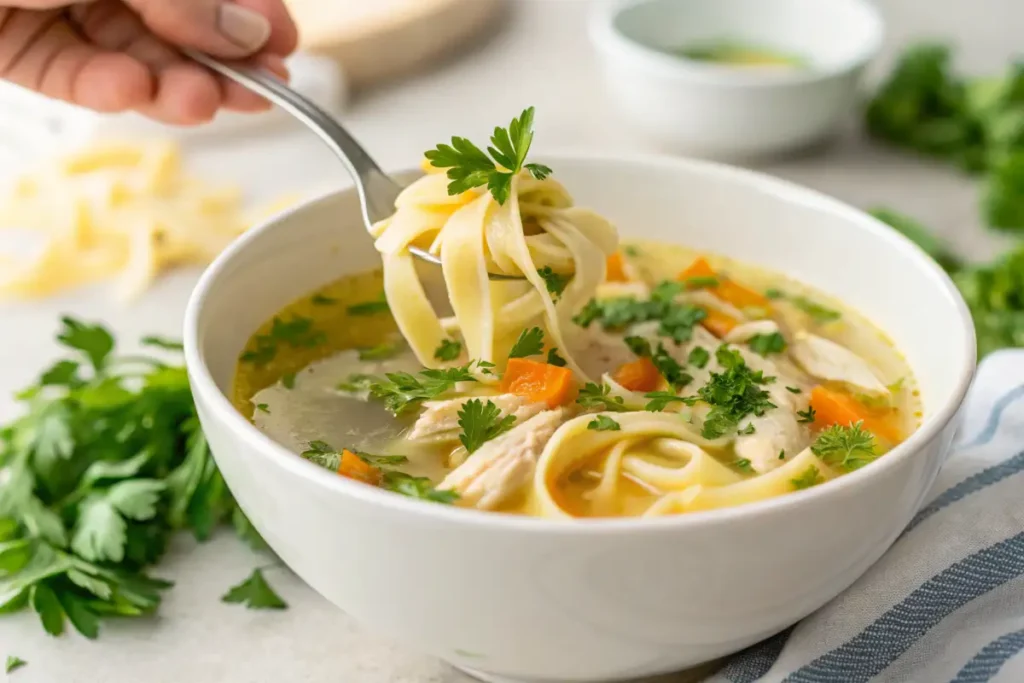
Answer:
0;318;279;639
425;106;553;204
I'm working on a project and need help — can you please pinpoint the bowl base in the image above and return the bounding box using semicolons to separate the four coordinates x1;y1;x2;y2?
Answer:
455;666;574;683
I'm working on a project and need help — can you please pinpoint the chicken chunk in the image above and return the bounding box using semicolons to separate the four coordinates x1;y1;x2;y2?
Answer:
790;333;888;396
566;326;636;380
735;408;809;474
439;409;566;510
408;393;545;442
724;320;781;344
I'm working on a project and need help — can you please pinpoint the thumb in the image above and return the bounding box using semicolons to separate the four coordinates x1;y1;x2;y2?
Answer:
122;0;272;58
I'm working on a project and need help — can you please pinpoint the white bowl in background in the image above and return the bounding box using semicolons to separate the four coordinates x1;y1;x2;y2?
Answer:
589;0;884;159
184;154;974;683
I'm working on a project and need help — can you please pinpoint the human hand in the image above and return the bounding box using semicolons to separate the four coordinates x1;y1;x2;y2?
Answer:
0;0;298;124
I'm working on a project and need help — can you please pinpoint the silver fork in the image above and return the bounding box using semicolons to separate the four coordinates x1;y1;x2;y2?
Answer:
185;50;520;281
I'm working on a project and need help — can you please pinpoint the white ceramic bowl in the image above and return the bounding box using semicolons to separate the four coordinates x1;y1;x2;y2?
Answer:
184;154;975;683
589;0;884;159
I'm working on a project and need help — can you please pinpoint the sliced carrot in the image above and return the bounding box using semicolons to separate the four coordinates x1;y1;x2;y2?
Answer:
501;358;576;407
605;251;629;282
339;449;382;486
678;257;770;309
701;309;739;338
613;357;661;392
809;386;902;444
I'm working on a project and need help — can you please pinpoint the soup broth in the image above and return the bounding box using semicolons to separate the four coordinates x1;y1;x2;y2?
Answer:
235;240;921;519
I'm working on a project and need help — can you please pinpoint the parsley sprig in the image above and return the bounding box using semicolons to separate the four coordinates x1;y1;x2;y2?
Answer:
692;347;777;439
574;283;707;343
458;399;517;453
0;318;281;640
509;327;545;359
366;365;479;415
576;383;629;412
425;107;553;204
811;422;879;471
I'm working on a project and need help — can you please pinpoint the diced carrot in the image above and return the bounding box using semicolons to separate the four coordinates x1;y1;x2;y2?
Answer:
613;357;661;392
678;257;770;309
501;358;576;407
679;256;716;282
338;449;382;486
702;309;739;338
606;252;629;282
809;386;902;444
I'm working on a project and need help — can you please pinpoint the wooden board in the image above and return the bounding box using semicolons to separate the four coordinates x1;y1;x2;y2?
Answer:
283;0;504;90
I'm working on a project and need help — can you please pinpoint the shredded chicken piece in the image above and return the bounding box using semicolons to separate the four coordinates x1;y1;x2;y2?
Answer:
790;333;889;396
736;408;809;473
725;320;781;344
567;326;636;380
439;409;566;510
408;393;544;442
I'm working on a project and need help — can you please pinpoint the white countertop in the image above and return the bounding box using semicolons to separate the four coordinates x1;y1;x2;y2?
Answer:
1;0;1022;681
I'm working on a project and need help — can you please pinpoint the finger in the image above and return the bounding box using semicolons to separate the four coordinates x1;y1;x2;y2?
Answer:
234;0;298;56
2;0;93;9
122;0;272;58
0;10;153;112
73;1;224;124
219;53;288;112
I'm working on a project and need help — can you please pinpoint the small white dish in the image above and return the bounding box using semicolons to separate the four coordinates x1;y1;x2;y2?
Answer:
589;0;884;159
184;154;974;683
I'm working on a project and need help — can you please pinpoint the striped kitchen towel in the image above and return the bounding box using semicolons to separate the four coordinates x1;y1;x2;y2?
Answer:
706;350;1024;683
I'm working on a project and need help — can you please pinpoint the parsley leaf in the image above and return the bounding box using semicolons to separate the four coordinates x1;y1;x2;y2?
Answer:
5;656;26;674
140;335;184;351
797;406;816;423
767;290;841;323
255;403;269;413
346;295;390;316
733;458;754;474
221;568;287;609
358;343;401;361
576;383;628;411
458;399;517;453
381;471;459;504
508;327;545;358
281;372;297;389
644;391;687;412
546;348;567;367
434;339;463;361
57;317;114;371
366;365;478;415
624;336;691;388
688;346;710;368
573;287;706;343
786;386;802;394
693;347;776;439
425;107;551;204
791;465;824;490
538;267;569;299
311;293;336;305
811;422;878;470
240;315;327;365
748;332;787;356
588;415;621;431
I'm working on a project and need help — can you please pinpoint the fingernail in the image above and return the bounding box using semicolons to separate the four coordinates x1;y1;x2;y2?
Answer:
218;3;272;52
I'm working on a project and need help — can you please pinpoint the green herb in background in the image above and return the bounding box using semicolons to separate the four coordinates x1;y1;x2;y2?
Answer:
221;567;287;610
5;656;26;674
0;318;284;640
865;44;1024;230
869;207;964;272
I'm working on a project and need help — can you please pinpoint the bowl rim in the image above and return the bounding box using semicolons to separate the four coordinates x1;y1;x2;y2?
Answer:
184;150;977;536
588;0;885;88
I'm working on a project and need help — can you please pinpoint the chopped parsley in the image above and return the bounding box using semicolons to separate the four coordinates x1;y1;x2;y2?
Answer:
311;293;336;305
576;383;628;411
538;266;569;299
434;339;463;361
358;342;402;361
381;471;459;504
748;332;787;356
366;365;478;415
765;289;841;323
588;415;622;431
457;399;517;453
786;386;802;394
573;284;707;343
797;406;816;423
811;422;878;471
683;276;719;289
5;656;26;674
643;391;687;412
281;372;297;389
255;403;269;413
546;348;567;367
738;423;756;435
337;373;374;393
693;347;776;439
791;465;824;490
624;336;693;390
733;458;754;473
509;327;545;358
346;295;390;316
623;245;640;256
240;315;327;365
424;106;552;205
688;346;710;368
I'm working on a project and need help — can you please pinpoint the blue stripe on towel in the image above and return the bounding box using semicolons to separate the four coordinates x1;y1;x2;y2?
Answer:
961;385;1024;449
949;628;1024;683
784;532;1024;683
904;450;1024;533
720;628;795;683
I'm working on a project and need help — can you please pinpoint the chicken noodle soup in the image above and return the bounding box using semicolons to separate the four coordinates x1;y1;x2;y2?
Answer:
234;108;920;518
